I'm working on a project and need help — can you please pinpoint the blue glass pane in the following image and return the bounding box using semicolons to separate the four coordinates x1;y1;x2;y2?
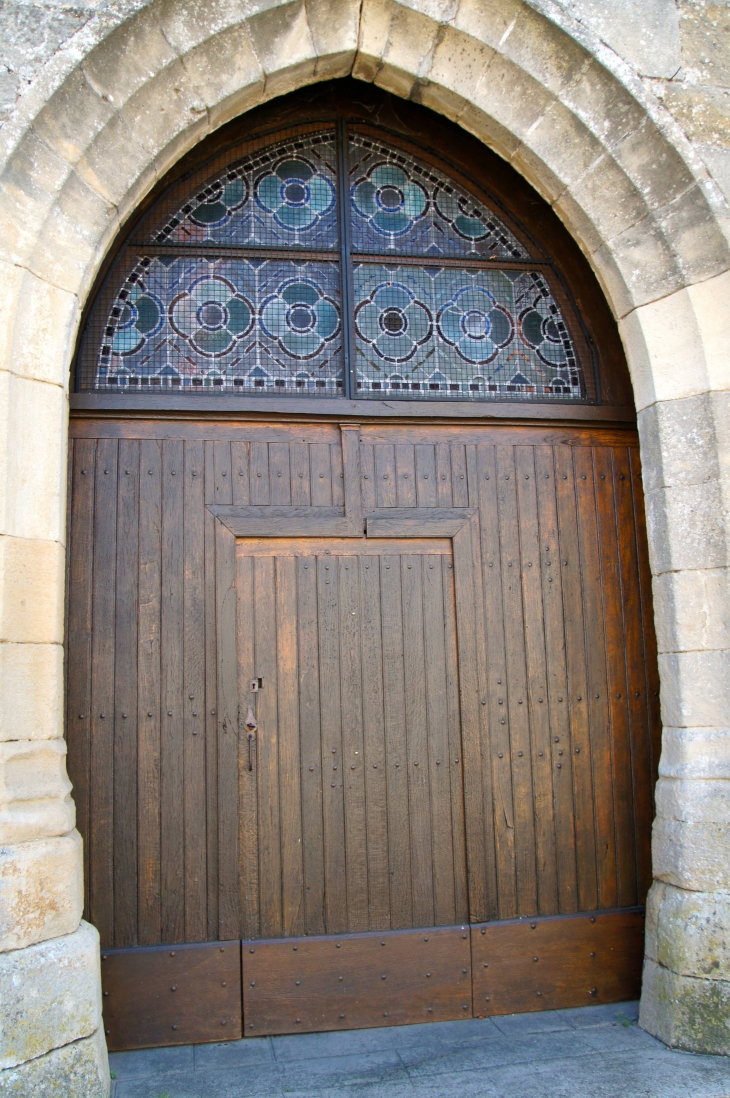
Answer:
149;132;338;250
353;264;583;399
350;135;528;259
95;257;343;394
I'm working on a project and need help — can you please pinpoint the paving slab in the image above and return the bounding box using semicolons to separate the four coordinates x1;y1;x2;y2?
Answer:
110;1001;730;1098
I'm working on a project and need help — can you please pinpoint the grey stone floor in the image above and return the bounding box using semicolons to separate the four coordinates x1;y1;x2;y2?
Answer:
109;1001;730;1098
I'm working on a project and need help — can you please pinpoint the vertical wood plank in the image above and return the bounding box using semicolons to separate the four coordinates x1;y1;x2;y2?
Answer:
318;551;347;931
184;443;207;942
359;554;390;929
594;447;637;908
231;441;250;505
442;555;469;923
114;440;139;946
360;443;376;513
380;554;412;927
290;442;311;506
276;554;304;936
436;443;453;507
415;445;437;507
534;447;578;913
310;444;333;506
515;446;558;915
475;445;515;919
331;442;345;508
573;446;617;910
89;439;118;945
374;445;396;508
236;549;260;940
213;442;232;505
66;440;95;922
423;554;456;925
250;443;270;505
216;519;239;940
297;554;325;935
340;425;363;535
160;440;184;943
203;443;219;939
255;555;282;937
396;444;416;507
269;443;292;505
338;555;368;931
554;445;598;913
451;444;468;506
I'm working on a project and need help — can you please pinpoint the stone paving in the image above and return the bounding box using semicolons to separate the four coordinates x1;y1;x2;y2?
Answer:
109;1001;730;1098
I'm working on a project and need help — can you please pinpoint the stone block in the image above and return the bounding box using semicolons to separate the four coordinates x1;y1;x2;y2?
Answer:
428;25;495;108
569;152;650;244
451;0;524;53
658;650;730;728
643;880;664;962
686;267;730;395
0;642;63;744
27;169;116;297
659;727;730;781
595;211;683;316
353;0;393;82
662;82;730;152
652;569;730;654
0;831;83;952
0;535;65;645
0;129;72;269
119;60;208;162
568;0;681;79
553;189;606;257
502;3;589;96
445;98;523;162
639;393;722;494
561;57;646;150
182;22;264;119
375;2;442;99
655;776;730;826
0;919;100;1071
653;181;730;289
677;1;730;89
463;52;555;148
0;739;73;845
81;5;177;110
247;0;317;97
32;66;114;167
652;881;730;981
0;1026;109;1098
653;816;730;892
157;0;250;55
75;112;155;209
613;118;696;212
645;480;728;575
511;99;604;203
0;375;68;544
0;264;78;387
308;0;361;75
640;958;730;1055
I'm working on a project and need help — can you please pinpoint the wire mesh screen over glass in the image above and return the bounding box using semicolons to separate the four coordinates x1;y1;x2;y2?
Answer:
79;125;592;402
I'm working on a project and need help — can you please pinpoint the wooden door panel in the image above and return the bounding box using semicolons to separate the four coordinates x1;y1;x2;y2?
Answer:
231;540;469;940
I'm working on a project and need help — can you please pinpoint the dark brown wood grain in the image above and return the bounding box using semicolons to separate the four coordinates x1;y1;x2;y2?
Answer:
101;940;242;1050
471;909;645;1016
242;926;472;1035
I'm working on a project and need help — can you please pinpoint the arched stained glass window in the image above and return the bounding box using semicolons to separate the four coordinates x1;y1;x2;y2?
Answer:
77;122;596;403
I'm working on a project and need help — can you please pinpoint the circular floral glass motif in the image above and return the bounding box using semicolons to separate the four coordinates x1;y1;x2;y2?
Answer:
111;286;164;356
437;286;513;364
255;158;335;233
170;276;254;357
519;304;569;367
260;279;340;359
355;282;432;362
352;164;428;237
189;174;249;228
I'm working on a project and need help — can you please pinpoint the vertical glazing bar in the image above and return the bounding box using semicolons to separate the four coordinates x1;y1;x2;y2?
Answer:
336;119;356;401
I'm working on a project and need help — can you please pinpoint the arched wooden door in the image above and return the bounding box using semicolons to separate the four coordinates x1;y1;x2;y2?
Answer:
65;82;658;1051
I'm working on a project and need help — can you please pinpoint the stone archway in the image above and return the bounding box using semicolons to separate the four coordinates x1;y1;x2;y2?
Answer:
1;1;728;1090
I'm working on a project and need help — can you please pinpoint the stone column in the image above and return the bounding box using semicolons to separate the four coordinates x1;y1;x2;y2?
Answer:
0;291;109;1092
628;273;730;1054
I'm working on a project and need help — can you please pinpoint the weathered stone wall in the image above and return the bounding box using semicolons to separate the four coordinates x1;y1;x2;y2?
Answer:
0;1;727;1092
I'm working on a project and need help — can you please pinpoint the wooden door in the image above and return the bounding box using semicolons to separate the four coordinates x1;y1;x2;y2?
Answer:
66;417;659;1047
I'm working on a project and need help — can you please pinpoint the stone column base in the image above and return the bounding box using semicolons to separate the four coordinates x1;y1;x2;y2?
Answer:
0;1028;109;1097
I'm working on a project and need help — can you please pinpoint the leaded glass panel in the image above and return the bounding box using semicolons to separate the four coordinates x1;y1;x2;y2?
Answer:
144;132;339;250
353;264;582;399
349;134;527;259
95;256;343;393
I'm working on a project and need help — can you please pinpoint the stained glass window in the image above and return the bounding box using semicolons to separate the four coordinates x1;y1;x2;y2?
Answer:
77;124;595;403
